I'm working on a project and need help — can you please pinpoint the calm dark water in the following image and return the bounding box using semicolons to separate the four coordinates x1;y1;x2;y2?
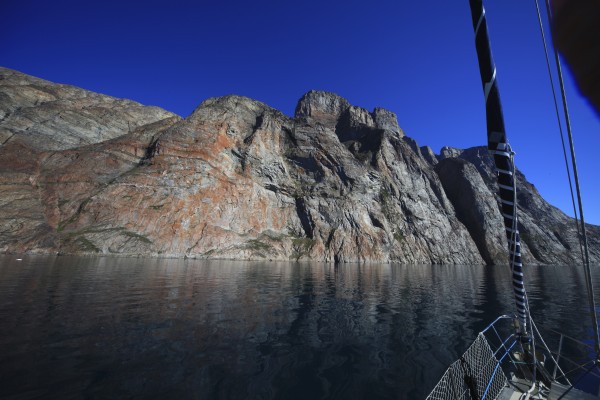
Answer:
0;256;598;399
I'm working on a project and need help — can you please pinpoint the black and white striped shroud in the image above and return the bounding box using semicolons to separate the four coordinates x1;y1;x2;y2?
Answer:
468;0;529;332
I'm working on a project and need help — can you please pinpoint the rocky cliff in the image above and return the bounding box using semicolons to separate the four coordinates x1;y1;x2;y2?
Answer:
1;67;598;264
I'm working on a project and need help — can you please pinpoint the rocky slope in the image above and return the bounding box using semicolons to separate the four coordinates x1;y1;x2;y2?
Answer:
1;67;598;264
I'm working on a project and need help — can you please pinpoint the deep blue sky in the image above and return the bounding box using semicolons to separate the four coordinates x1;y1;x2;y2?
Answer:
2;1;599;225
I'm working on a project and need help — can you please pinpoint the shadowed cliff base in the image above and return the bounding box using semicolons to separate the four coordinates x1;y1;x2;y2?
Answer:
1;67;598;264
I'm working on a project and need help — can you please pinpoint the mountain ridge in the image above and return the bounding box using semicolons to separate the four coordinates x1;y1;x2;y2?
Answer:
1;67;598;264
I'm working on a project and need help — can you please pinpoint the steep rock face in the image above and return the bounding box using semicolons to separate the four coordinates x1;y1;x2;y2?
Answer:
44;92;482;263
440;146;600;265
285;92;478;263
0;67;181;253
435;158;507;264
0;69;597;264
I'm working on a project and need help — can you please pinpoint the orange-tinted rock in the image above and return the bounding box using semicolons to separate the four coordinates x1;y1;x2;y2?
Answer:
1;70;598;264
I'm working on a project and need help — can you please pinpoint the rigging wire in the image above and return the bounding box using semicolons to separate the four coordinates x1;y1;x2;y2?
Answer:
532;0;584;262
535;0;600;359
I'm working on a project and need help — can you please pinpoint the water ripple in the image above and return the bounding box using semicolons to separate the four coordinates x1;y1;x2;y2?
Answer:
0;256;598;399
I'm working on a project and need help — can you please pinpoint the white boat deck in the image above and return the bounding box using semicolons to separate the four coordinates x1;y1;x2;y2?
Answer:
548;383;599;400
497;382;598;400
493;374;599;400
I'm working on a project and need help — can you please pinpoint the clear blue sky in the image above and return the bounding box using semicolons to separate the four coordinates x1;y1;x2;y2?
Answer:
2;1;599;225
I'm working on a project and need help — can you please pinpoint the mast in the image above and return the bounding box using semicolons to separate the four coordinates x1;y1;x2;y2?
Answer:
467;0;529;334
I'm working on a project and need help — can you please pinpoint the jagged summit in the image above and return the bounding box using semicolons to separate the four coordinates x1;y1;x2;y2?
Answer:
191;90;404;139
294;90;403;136
295;90;350;120
0;68;598;264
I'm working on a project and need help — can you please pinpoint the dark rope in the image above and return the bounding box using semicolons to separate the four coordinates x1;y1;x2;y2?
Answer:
533;0;585;262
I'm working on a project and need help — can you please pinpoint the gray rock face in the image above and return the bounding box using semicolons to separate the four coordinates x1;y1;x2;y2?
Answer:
0;68;597;264
373;107;403;135
420;145;439;165
295;90;350;124
0;67;178;151
451;147;600;265
435;157;507;264
439;146;464;160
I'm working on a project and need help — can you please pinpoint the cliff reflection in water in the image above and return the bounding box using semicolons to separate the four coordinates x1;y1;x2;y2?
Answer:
0;256;595;399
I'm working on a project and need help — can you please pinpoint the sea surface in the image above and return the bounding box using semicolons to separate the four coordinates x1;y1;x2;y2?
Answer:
0;256;599;399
